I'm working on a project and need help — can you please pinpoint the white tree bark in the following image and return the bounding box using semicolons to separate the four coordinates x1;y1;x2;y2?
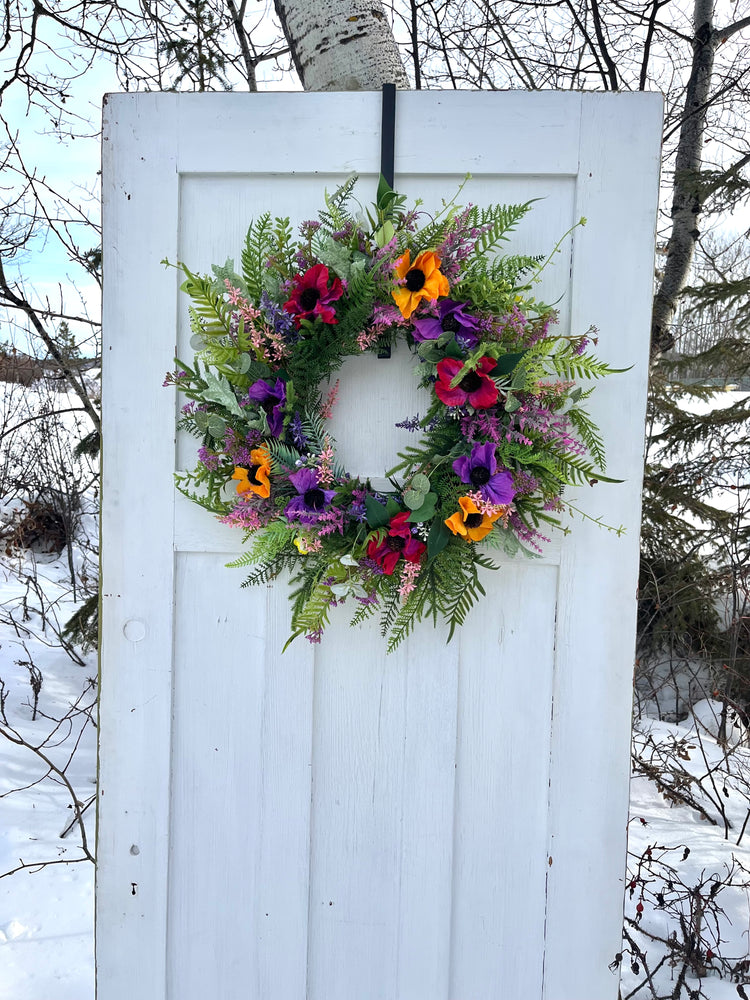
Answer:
273;0;409;91
651;0;750;355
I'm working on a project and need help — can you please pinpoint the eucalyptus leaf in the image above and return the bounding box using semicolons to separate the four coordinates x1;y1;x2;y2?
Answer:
207;415;226;438
237;353;252;374
411;473;430;493
193;410;209;432
190;333;206;351
504;393;522;413
403;489;423;511
407;492;437;522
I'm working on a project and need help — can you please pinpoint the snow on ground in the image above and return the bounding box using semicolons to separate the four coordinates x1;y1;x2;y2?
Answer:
2;552;750;998
621;711;750;998
0;550;97;1000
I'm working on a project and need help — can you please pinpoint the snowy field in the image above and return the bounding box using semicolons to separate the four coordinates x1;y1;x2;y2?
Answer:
0;550;97;1000
2;547;750;998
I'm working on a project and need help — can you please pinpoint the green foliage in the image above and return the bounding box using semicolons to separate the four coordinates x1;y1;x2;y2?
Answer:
62;594;99;654
242;214;275;302
227;520;296;569
638;289;750;697
170;178;617;651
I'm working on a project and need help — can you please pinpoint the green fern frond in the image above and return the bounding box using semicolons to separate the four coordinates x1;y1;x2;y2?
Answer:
567;407;607;470
318;175;359;235
242;214;274;301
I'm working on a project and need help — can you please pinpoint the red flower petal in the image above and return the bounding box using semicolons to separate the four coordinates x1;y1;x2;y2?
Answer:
403;537;426;563
468;376;499;409
436;357;462;381
435;382;467;406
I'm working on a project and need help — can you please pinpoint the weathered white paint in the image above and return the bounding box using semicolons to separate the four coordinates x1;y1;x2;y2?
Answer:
99;91;662;1000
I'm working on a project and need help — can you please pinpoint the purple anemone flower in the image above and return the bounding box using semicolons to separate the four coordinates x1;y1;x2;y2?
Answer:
285;467;337;523
245;377;287;437
453;442;516;504
412;299;481;349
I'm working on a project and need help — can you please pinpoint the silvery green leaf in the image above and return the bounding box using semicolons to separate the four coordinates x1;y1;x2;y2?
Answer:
504;393;522;413
407;493;438;523
403;489;423;510
339;554;358;566
211;258;244;292
411;473;430;493
315;236;353;280
193;411;209;432
202;371;244;418
262;271;281;299
190;333;206;351
237;353;252;374
207;415;226;438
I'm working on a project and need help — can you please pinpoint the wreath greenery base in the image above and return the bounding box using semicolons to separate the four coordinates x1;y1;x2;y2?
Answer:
166;176;623;652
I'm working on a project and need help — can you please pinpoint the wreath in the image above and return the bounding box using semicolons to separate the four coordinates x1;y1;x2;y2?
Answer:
165;176;621;652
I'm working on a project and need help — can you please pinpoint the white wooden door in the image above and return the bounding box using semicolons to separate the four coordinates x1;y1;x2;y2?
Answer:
99;91;661;1000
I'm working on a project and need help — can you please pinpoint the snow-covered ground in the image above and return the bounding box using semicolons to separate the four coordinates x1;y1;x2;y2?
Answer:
0;546;97;1000
2;551;750;998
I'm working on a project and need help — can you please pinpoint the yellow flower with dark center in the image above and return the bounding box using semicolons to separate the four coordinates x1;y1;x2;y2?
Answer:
232;447;271;499
392;250;449;320
445;495;501;542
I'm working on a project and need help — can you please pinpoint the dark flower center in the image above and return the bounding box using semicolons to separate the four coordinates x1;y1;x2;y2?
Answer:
386;535;406;551
441;314;460;333
405;268;426;292
303;487;326;510
469;465;491;486
260;398;276;415
299;287;321;311
464;513;483;528
247;464;263;485
459;371;483;393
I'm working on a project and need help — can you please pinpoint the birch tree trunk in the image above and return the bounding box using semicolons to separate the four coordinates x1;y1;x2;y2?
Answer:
273;0;409;91
651;0;750;355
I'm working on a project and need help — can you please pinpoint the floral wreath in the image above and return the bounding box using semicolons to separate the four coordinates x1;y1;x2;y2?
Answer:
165;176;621;652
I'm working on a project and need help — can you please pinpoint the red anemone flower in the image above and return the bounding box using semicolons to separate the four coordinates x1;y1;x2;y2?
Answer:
367;511;426;575
284;263;344;328
435;356;498;409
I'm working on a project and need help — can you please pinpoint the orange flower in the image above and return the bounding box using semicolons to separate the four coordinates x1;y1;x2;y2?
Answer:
445;495;501;542
232;447;271;499
392;250;449;320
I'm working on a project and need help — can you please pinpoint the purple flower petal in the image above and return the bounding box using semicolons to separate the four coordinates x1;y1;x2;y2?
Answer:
483;471;516;505
411;316;445;342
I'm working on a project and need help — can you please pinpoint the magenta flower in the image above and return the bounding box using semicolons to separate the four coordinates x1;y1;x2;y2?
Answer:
435;356;498;409
367;512;426;575
453;442;516;505
412;299;480;348
284;263;344;328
